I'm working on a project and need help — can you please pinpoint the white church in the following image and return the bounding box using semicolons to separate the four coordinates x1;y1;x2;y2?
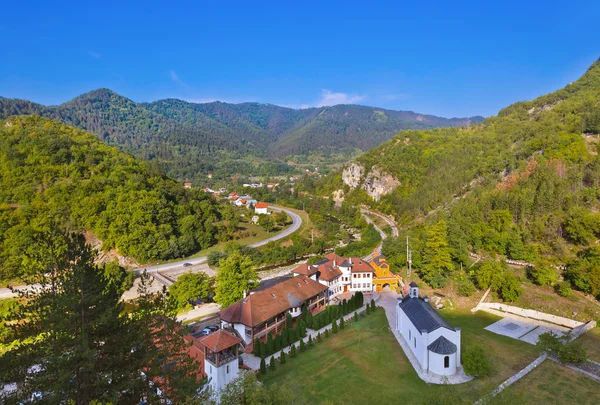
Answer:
396;282;462;376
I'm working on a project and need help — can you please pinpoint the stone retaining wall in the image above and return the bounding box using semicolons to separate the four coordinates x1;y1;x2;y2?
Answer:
477;302;584;329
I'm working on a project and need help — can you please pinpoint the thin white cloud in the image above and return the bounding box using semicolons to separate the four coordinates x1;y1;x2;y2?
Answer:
316;89;365;107
168;70;189;88
88;51;101;59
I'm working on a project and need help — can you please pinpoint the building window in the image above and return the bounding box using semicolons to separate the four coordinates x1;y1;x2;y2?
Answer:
409;330;411;340
227;365;230;373
414;337;416;348
444;356;450;368
245;327;252;337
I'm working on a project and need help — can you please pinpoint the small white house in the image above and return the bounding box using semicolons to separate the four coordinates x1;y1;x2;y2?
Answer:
254;203;269;215
396;282;461;376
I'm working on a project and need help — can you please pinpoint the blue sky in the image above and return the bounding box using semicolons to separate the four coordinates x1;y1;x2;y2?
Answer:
1;0;599;117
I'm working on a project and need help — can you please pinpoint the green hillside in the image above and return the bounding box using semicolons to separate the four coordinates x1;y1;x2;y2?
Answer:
310;58;600;297
0;115;221;281
0;90;483;183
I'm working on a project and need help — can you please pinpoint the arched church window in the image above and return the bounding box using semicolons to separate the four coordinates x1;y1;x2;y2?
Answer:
444;356;450;368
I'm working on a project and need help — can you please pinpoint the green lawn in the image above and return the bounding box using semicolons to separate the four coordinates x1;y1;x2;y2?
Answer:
490;360;600;405
261;308;540;405
577;327;600;362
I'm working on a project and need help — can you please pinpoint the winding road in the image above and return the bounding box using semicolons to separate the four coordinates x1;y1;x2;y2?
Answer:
360;208;399;261
0;207;302;299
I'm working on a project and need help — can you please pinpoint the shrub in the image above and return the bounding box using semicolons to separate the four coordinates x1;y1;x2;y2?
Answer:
339;316;345;330
366;305;371;315
260;357;267;375
317;332;322;342
354;311;358;321
274;334;281;352
300;339;306;352
325;329;329;338
556;281;573;297
281;331;288;347
332;320;338;333
528;264;558;287
498;272;522;302
537;332;588;364
269;356;276;371
462;346;491;378
305;311;313;329
290;344;297;358
371;300;376;310
458;279;476;297
308;335;313;346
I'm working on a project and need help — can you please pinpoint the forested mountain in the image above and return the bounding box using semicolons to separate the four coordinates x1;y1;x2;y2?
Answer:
307;58;600;298
0;90;483;182
0;115;222;281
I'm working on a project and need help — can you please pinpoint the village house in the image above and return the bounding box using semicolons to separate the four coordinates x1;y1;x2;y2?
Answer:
183;178;192;189
291;253;374;299
254;203;269;215
396;282;462;376
219;275;328;345
369;251;402;292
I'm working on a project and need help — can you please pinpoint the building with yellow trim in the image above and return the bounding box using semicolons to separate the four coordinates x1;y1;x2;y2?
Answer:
369;251;402;292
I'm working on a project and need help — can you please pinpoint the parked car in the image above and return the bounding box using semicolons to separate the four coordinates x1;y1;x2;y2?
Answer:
206;325;219;332
183;262;193;267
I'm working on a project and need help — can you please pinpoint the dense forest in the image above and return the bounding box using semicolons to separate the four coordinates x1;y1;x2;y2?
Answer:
0;116;222;281
0;90;482;183
305;58;600;300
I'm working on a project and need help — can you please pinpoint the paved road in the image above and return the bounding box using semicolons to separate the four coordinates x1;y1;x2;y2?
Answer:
133;206;301;275
0;207;302;298
360;208;399;261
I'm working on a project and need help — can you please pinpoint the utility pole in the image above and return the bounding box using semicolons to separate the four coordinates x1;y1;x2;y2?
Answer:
406;236;412;276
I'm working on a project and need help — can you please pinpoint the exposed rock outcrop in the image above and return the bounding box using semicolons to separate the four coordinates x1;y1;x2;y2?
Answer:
332;189;345;206
342;163;364;189
362;168;400;201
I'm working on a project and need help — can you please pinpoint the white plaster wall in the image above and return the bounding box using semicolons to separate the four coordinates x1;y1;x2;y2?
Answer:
205;357;239;393
231;323;250;344
428;351;456;376
398;311;427;370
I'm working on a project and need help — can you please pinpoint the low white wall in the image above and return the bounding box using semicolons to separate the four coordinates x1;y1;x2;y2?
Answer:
478;303;583;328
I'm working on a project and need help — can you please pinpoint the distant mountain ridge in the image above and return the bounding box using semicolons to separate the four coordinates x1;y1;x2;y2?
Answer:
0;89;484;181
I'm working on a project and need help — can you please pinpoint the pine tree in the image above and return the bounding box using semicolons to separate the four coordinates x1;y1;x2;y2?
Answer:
286;312;293;329
332;320;338;333
325;329;330;338
280;350;286;364
288;327;295;344
354;311;359;321
366;305;371;315
308;334;313;346
260;340;267;358
269;356;276;371
317;332;322;342
295;327;301;341
305;310;313;329
253;337;261;356
371;300;376;310
260;357;267;374
266;332;274;355
281;330;288;347
300;339;306;352
422;220;454;288
290;344;297;358
274;333;281;352
340;316;345;329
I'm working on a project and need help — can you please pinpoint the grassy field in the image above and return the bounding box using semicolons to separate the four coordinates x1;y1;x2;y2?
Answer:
261;308;540;405
578;327;600;362
490;360;600;404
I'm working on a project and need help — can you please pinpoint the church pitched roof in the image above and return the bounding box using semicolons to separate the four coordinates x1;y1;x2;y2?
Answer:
399;296;455;334
427;336;457;354
409;281;419;287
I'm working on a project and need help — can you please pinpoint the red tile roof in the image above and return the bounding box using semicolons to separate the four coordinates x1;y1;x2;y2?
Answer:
255;203;268;209
219;275;328;327
197;329;243;353
351;259;375;273
317;263;342;281
291;263;318;277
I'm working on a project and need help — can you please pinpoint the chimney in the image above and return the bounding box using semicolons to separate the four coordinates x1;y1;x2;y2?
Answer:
424;296;429;303
349;257;353;265
333;260;337;267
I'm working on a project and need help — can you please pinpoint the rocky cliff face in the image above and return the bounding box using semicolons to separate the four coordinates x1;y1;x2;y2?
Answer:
341;163;399;201
342;163;364;189
363;168;400;201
